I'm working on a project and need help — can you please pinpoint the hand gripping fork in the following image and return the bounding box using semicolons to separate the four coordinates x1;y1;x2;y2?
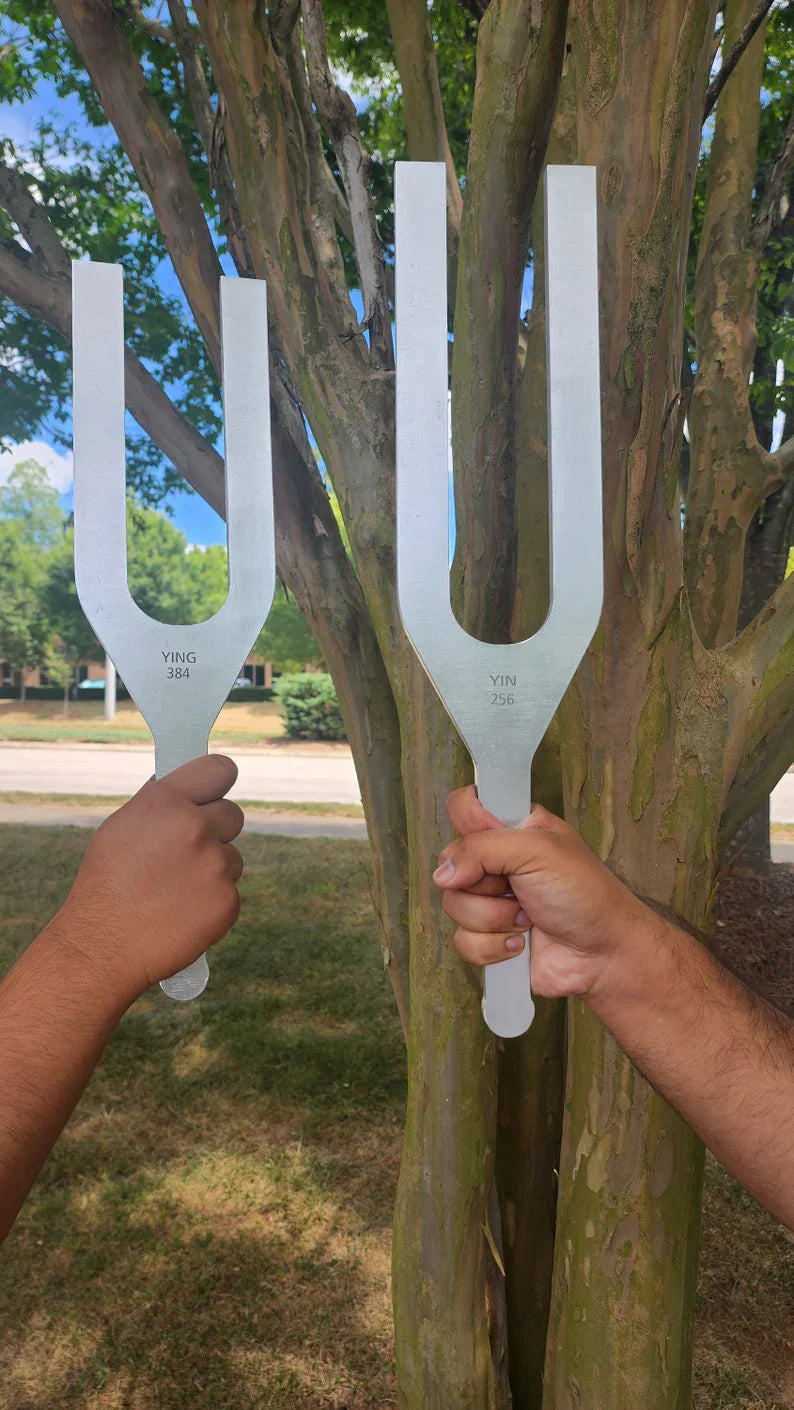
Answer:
395;162;603;1039
72;263;275;1002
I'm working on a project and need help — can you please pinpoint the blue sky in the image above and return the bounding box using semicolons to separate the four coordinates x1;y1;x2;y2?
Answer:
0;52;536;556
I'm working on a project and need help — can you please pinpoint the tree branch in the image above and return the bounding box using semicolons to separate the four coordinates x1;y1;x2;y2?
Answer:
773;435;794;479
269;0;301;53
0;239;227;512
750;107;794;253
703;0;774;120
686;0;773;648
451;0;568;641
0;163;70;278
164;0;255;279
719;570;794;849
52;0;224;373
385;0;462;304
123;0;174;45
301;0;394;369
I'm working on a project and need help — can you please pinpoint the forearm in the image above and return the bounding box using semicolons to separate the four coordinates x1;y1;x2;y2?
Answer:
0;906;137;1243
588;912;794;1228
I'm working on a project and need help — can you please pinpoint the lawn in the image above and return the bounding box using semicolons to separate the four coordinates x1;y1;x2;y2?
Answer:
0;828;791;1409
0;698;290;747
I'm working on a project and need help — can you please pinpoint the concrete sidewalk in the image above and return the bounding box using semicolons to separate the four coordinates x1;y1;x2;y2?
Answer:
0;802;368;840
0;801;789;862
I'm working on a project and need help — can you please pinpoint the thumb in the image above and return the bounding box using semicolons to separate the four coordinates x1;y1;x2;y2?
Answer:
433;825;549;892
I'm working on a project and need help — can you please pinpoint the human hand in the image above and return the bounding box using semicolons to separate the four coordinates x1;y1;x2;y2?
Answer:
434;786;655;1001
60;755;244;999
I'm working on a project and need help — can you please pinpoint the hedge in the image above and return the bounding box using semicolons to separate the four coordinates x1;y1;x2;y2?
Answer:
273;672;346;741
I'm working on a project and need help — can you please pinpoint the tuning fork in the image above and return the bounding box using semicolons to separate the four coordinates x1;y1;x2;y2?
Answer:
72;263;275;1002
395;161;603;1039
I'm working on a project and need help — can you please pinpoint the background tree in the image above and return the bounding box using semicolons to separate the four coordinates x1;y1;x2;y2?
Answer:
0;3;790;1407
42;528;102;709
254;584;322;671
0;459;64;699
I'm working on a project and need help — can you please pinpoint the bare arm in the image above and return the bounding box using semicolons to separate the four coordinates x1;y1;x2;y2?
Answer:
435;788;794;1229
0;755;244;1244
588;907;794;1228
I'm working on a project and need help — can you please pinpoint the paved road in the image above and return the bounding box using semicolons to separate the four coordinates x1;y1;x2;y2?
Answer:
0;743;361;805
771;770;794;824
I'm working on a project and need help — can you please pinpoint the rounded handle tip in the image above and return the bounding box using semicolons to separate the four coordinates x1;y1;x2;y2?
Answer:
482;943;534;1038
160;954;210;1002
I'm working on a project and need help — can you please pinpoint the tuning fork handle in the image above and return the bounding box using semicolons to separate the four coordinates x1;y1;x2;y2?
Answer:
155;730;212;1002
476;764;535;1039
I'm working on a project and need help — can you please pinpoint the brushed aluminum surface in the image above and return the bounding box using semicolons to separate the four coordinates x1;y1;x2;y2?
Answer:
395;161;603;1038
72;263;275;1001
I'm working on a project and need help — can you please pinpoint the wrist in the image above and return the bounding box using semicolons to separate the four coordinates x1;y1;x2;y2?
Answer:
41;902;144;1015
583;894;676;1011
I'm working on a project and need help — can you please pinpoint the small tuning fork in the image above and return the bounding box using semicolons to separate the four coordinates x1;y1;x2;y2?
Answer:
72;263;275;1001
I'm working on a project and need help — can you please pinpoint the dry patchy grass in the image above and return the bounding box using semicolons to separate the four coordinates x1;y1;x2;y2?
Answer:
0;698;288;747
0;827;791;1408
0;829;401;1409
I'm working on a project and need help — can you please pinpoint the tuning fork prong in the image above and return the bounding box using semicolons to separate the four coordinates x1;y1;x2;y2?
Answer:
72;261;275;1002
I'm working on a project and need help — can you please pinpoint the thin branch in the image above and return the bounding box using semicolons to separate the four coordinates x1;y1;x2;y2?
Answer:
301;0;394;369
719;570;794;848
164;0;255;279
385;0;462;304
124;0;174;44
704;0;774;120
52;0;224;373
751;108;794;252
451;0;569;640
269;0;302;52
0;163;70;277
773;435;794;478
0;239;227;512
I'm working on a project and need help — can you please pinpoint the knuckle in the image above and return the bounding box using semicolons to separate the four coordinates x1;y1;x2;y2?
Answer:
453;928;485;966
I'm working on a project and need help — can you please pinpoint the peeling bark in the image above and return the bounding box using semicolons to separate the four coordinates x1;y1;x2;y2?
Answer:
686;0;775;648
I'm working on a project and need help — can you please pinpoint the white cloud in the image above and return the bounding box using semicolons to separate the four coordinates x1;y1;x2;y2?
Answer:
0;440;73;495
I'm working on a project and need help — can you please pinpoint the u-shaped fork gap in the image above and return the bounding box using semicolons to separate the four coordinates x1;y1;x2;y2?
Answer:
72;263;274;642
395;162;602;684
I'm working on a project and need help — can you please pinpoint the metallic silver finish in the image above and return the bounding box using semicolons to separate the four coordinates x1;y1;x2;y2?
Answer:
72;262;275;1002
395;162;602;1039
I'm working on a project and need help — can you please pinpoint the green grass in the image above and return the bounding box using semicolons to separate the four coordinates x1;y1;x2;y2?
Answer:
0;792;365;819
0;828;401;1409
0;828;790;1407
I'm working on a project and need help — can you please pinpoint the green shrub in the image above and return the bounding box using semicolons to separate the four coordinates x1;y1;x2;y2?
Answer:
273;672;346;741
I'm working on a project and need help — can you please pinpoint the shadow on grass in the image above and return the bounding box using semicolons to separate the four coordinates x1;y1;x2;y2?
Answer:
0;829;402;1409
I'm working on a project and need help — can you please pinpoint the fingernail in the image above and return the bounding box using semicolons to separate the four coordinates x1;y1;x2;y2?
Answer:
433;859;455;883
515;909;529;928
505;935;524;953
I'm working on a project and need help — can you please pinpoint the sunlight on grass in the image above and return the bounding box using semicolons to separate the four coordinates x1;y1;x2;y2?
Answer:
0;827;790;1406
0;698;288;747
0;829;400;1409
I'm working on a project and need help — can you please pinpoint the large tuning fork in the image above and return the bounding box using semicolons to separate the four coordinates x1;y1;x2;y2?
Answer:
72;263;275;1002
395;162;603;1039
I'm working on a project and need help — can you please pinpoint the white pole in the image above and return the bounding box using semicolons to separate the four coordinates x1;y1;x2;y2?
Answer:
104;654;117;720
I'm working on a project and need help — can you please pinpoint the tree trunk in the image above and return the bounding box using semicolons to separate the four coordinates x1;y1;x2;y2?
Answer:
19;677;25;705
541;4;720;1402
